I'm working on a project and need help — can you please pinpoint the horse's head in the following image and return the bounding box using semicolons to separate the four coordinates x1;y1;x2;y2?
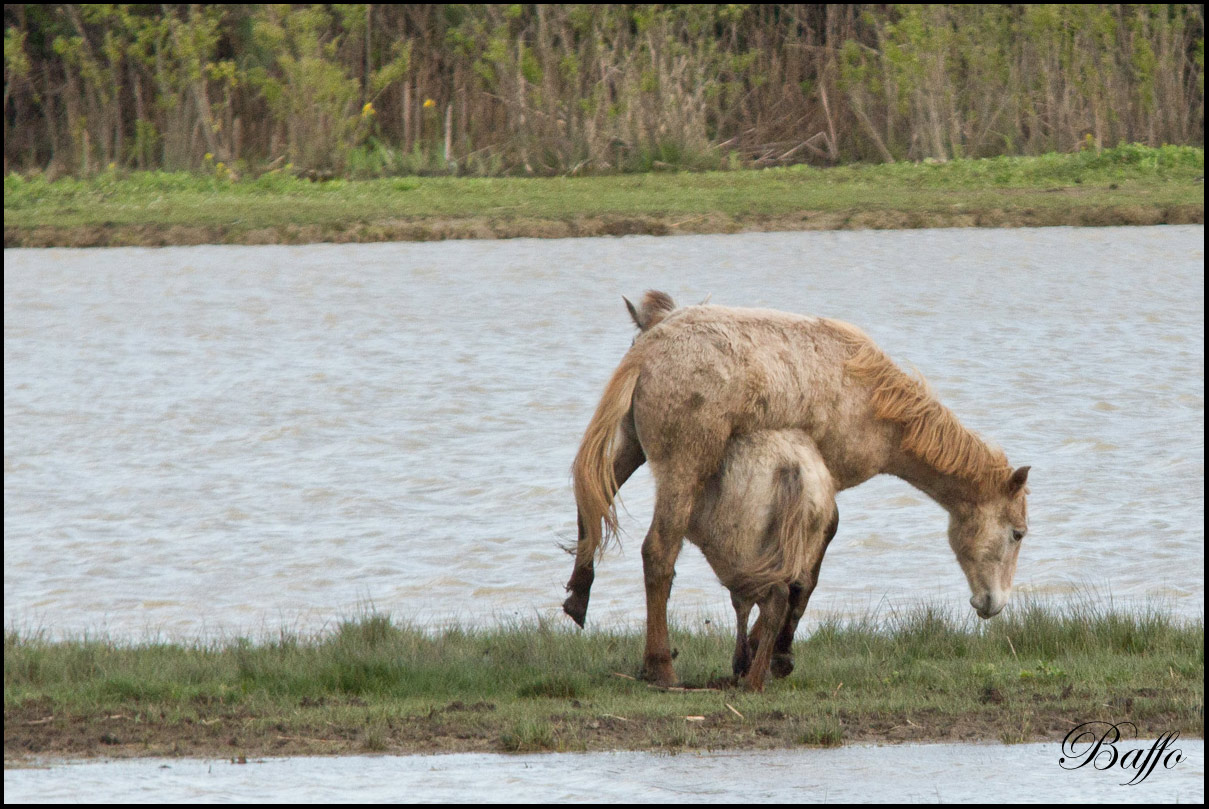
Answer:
948;465;1030;618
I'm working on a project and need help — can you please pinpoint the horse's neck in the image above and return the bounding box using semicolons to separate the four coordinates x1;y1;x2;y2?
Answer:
883;448;982;513
817;431;977;511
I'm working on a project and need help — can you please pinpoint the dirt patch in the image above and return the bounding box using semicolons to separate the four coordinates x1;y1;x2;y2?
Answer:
6;204;1201;248
5;695;1195;767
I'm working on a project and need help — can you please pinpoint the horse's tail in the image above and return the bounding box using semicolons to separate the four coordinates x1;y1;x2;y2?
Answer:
572;348;644;564
734;465;826;600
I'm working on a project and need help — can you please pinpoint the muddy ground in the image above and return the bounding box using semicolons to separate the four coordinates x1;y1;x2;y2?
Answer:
5;204;1202;248
6;689;1193;766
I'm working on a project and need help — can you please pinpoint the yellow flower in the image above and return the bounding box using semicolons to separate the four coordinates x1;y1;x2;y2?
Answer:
362;102;376;118
423;98;436;109
204;152;214;162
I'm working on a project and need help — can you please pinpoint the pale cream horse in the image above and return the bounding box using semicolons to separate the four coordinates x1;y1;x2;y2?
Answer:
688;428;838;691
565;291;1030;687
628;293;840;691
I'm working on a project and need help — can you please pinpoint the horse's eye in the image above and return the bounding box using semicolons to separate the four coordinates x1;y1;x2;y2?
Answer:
1012;529;1025;542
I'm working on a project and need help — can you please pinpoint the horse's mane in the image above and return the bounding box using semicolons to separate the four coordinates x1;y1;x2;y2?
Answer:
827;319;1013;494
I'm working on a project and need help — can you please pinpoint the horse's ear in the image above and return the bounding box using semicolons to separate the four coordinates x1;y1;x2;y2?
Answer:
1007;465;1030;496
623;296;643;329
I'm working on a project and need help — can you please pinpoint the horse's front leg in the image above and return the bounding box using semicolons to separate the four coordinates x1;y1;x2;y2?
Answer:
639;485;693;686
563;435;645;627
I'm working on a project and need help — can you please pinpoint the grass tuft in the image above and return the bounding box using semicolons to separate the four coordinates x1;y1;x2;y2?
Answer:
499;720;558;752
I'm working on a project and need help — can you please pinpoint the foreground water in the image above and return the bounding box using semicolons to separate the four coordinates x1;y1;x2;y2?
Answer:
4;227;1204;638
5;740;1202;803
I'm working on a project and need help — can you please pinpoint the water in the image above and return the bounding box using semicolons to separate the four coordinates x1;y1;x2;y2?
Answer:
4;227;1204;638
4;227;1203;799
5;741;1203;802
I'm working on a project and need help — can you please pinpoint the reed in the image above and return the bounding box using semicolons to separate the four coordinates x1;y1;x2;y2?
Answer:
4;5;1203;177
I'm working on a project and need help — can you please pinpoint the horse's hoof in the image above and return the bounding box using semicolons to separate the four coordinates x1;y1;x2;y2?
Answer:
640;655;678;687
732;648;752;677
641;671;679;688
562;593;588;628
742;674;767;693
771;653;795;679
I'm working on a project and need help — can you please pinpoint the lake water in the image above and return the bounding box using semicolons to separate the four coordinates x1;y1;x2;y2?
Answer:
4;227;1203;800
5;740;1203;802
5;227;1203;639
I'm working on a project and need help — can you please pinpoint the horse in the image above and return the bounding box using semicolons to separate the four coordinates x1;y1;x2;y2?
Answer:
626;292;841;690
564;291;1030;687
688;428;838;691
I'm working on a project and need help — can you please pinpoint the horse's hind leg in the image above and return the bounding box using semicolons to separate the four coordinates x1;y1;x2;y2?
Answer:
770;581;810;679
744;582;790;692
731;593;754;678
563;431;645;627
561;514;599;628
770;506;838;678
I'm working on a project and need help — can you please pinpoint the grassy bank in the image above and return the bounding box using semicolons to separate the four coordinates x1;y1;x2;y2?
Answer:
5;602;1202;764
4;145;1203;248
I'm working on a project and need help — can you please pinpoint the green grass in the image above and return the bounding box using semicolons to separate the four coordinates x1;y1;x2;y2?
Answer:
3;145;1202;246
5;599;1202;760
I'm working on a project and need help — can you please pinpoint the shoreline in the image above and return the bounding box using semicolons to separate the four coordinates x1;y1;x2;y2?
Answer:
6;679;1201;767
6;608;1202;766
7;715;1200;770
5;204;1204;249
6;147;1203;248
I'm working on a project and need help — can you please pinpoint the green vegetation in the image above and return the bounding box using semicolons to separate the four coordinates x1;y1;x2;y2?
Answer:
4;5;1203;177
5;600;1202;762
4;145;1203;247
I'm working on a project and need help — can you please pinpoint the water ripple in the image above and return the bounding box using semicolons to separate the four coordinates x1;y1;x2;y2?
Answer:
4;228;1204;638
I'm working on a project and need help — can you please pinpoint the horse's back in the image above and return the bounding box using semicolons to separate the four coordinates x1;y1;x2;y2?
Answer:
629;304;882;485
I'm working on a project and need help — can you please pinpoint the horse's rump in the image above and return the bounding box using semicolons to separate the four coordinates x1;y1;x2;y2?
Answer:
688;429;836;601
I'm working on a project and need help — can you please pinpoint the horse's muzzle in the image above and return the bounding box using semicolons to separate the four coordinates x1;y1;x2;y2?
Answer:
970;593;1005;619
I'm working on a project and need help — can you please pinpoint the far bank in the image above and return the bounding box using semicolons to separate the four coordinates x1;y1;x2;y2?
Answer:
4;146;1203;248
